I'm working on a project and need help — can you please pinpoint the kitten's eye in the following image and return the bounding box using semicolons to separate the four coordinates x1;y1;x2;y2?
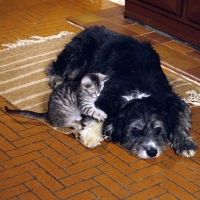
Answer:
132;127;140;134
85;84;91;88
154;127;161;135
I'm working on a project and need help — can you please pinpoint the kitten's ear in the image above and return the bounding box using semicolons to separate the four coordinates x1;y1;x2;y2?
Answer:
96;73;109;81
81;76;92;87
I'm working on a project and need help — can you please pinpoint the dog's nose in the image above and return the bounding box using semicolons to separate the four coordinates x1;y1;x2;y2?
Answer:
147;148;157;157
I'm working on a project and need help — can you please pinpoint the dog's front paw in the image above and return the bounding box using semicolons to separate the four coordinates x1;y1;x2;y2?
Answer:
181;149;196;157
172;138;198;158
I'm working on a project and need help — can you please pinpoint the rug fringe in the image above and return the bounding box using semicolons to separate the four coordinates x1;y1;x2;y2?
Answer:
1;31;74;50
183;90;200;107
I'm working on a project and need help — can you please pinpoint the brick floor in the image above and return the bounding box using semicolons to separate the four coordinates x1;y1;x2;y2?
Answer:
0;0;200;199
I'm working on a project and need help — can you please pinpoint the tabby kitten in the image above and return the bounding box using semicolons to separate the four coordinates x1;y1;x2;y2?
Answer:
5;73;109;130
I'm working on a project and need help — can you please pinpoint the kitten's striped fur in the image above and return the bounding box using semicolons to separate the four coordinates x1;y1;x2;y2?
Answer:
5;73;109;130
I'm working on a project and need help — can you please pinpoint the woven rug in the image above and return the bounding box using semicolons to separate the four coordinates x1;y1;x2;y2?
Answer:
1;32;200;134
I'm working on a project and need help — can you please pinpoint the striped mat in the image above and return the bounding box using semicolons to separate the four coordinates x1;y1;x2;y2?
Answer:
0;32;200;134
0;32;77;134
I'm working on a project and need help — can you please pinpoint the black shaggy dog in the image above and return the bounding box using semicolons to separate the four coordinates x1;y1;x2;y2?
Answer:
46;26;197;159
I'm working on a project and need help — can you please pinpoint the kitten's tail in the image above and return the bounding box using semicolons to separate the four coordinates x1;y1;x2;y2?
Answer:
5;106;47;121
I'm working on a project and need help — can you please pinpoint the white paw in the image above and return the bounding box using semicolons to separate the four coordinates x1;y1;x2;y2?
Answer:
181;150;196;158
79;120;104;148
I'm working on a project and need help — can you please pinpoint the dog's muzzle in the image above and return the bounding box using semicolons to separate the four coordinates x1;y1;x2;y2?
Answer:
146;148;158;158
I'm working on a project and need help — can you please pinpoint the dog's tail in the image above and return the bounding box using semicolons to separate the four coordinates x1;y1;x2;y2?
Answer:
5;106;47;121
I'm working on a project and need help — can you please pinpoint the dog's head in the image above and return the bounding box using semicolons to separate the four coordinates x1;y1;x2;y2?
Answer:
103;97;171;159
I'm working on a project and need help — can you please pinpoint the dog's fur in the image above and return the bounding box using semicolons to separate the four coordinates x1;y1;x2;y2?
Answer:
46;26;197;159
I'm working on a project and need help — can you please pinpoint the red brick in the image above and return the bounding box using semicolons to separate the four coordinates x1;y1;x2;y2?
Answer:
0;123;20;141
162;170;199;193
101;153;134;174
130;186;165;200
21;15;40;24
13;132;51;147
68;191;95;200
19;192;38;200
128;174;166;193
192;122;200;130
48;130;79;147
130;159;152;169
56;179;98;199
194;191;200;199
17;125;51;138
94;174;130;199
1;114;25;132
7;141;47;157
130;163;167;181
98;163;132;186
20;18;35;25
0;149;9;162
161;181;197;200
22;119;42;129
0;185;28;199
69;151;95;163
91;186;118;200
163;159;200;181
0;162;37;181
91;144;108;154
2;151;42;169
7;197;18;200
0;135;16;151
0;173;32;191
61;168;101;187
36;157;67;179
195;179;200;187
41;147;71;168
190;130;200;139
159;193;179;200
103;142;137;163
65;157;104;175
0;110;4;116
133;153;169;168
44;137;75;157
30;168;63;191
25;180;58;200
175;157;200;170
24;12;42;21
69;146;107;163
72;143;88;153
195;167;200;176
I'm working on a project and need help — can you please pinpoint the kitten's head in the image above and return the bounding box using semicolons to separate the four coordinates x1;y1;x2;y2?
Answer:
81;73;109;98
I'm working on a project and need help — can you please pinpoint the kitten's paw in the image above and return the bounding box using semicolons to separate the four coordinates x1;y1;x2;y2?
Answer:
71;124;82;130
93;110;107;122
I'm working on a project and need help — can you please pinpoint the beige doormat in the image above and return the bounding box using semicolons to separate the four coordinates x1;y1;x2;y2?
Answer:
1;32;200;135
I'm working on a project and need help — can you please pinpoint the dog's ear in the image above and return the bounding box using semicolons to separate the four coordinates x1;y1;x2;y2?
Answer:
103;115;124;142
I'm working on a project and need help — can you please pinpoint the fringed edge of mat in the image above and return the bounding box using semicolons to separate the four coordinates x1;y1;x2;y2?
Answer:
183;90;200;107
1;31;74;50
162;65;200;107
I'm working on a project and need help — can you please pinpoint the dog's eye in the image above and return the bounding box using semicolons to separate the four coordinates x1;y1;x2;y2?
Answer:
132;127;140;134
154;127;161;135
